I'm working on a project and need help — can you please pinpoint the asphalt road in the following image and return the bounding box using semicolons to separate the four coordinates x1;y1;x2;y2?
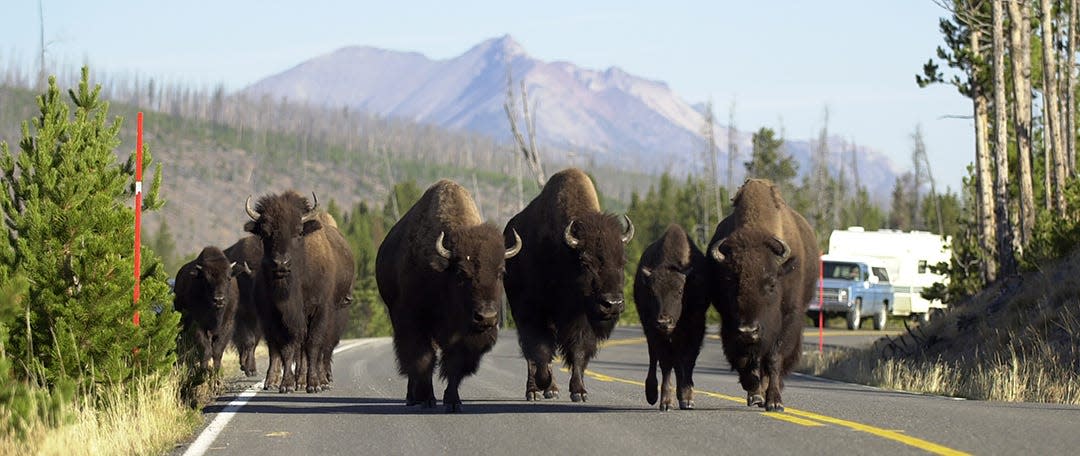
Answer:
175;327;1080;455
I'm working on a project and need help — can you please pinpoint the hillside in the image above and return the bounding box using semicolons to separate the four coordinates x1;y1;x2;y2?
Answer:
243;35;904;200
0;83;651;262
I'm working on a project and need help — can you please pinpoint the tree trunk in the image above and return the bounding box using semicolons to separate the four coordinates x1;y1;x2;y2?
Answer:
1009;0;1036;249
1041;0;1068;215
1067;0;1078;176
993;0;1017;276
973;24;999;284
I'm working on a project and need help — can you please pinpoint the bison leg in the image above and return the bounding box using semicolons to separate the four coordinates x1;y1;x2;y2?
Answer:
737;356;765;407
211;332;230;373
397;337;436;408
518;323;557;401
763;351;785;412
279;341;303;393
676;350;700;410
263;343;283;390
194;329;212;372
567;349;590;403
645;342;659;406
658;358;675;411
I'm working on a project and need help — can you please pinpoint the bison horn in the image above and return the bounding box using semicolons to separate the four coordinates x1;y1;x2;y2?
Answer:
301;192;320;223
564;220;581;249
773;236;792;264
435;231;452;259
245;195;260;221
621;214;635;244
505;229;523;259
709;238;727;263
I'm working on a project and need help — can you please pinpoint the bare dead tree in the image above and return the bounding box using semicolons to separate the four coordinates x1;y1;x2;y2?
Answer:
1008;0;1036;248
700;100;721;226
726;96;738;196
504;68;546;188
912;125;944;235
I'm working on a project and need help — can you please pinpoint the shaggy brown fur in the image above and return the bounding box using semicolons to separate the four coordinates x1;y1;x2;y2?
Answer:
224;236;262;377
503;168;634;403
706;178;819;412
376;180;520;412
174;246;240;372
634;224;709;411
244;190;355;393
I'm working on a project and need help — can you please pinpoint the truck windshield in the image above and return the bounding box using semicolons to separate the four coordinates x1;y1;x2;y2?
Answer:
823;261;863;281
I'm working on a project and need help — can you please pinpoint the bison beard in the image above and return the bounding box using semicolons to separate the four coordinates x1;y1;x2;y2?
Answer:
503;168;633;403
634;224;709;411
706;179;818;413
375;180;522;413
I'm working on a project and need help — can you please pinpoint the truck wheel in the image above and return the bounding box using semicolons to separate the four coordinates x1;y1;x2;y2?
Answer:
846;299;862;330
873;305;887;331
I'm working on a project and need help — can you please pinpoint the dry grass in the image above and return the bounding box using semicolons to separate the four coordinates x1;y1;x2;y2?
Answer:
0;345;264;456
0;372;200;456
799;250;1080;404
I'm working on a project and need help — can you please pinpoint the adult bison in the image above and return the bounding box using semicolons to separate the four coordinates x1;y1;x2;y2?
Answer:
173;246;242;372
224;236;262;377
706;178;818;412
633;224;709;411
376;180;522;413
503;168;633;402
244;190;355;393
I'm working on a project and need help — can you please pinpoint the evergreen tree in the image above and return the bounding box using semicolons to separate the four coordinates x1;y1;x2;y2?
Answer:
0;69;179;390
382;180;421;226
149;219;178;274
888;174;915;230
744;127;798;199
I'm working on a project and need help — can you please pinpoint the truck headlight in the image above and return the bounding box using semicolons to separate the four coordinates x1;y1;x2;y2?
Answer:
837;289;848;303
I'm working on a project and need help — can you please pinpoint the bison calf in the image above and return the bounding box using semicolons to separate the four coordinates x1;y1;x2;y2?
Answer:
174;246;242;372
634;224;709;411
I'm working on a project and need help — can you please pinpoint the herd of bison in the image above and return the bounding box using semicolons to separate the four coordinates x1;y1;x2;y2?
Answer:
172;168;818;413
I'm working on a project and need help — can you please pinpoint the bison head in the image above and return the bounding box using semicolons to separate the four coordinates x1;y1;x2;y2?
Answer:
708;230;797;343
243;191;321;282
181;246;242;313
432;224;522;332
563;212;634;322
636;261;693;336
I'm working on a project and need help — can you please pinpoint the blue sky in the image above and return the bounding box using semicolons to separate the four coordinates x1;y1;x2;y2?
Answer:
1;0;971;193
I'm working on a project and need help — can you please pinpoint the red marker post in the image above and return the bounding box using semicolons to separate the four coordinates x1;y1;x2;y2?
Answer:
818;252;824;353
133;112;143;327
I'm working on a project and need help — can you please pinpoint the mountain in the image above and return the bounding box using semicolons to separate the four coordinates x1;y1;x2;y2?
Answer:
243;35;902;198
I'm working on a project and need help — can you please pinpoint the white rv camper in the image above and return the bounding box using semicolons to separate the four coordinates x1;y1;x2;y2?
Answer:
827;227;951;323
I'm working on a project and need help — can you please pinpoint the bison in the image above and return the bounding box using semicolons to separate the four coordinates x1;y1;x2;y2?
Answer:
633;224;709;411
173;246;242;372
375;180;522;412
244;190;355;393
503;168;633;402
705;178;818;412
224;236;262;377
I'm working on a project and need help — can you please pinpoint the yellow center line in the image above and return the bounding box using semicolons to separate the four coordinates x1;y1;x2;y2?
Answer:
573;337;970;456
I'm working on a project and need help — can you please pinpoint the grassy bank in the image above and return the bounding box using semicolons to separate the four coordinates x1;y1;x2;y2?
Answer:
1;373;200;456
798;249;1080;404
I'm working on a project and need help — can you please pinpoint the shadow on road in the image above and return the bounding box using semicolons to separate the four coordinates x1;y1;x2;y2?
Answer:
203;394;663;415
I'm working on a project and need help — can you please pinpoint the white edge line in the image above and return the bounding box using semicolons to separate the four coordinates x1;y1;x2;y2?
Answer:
182;338;383;456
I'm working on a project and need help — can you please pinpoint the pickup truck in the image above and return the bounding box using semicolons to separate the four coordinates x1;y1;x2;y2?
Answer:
808;254;894;330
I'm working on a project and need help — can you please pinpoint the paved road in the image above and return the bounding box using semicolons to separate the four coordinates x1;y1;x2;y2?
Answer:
176;327;1080;455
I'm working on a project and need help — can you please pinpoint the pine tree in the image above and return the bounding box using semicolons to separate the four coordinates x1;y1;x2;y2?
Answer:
0;69;179;390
